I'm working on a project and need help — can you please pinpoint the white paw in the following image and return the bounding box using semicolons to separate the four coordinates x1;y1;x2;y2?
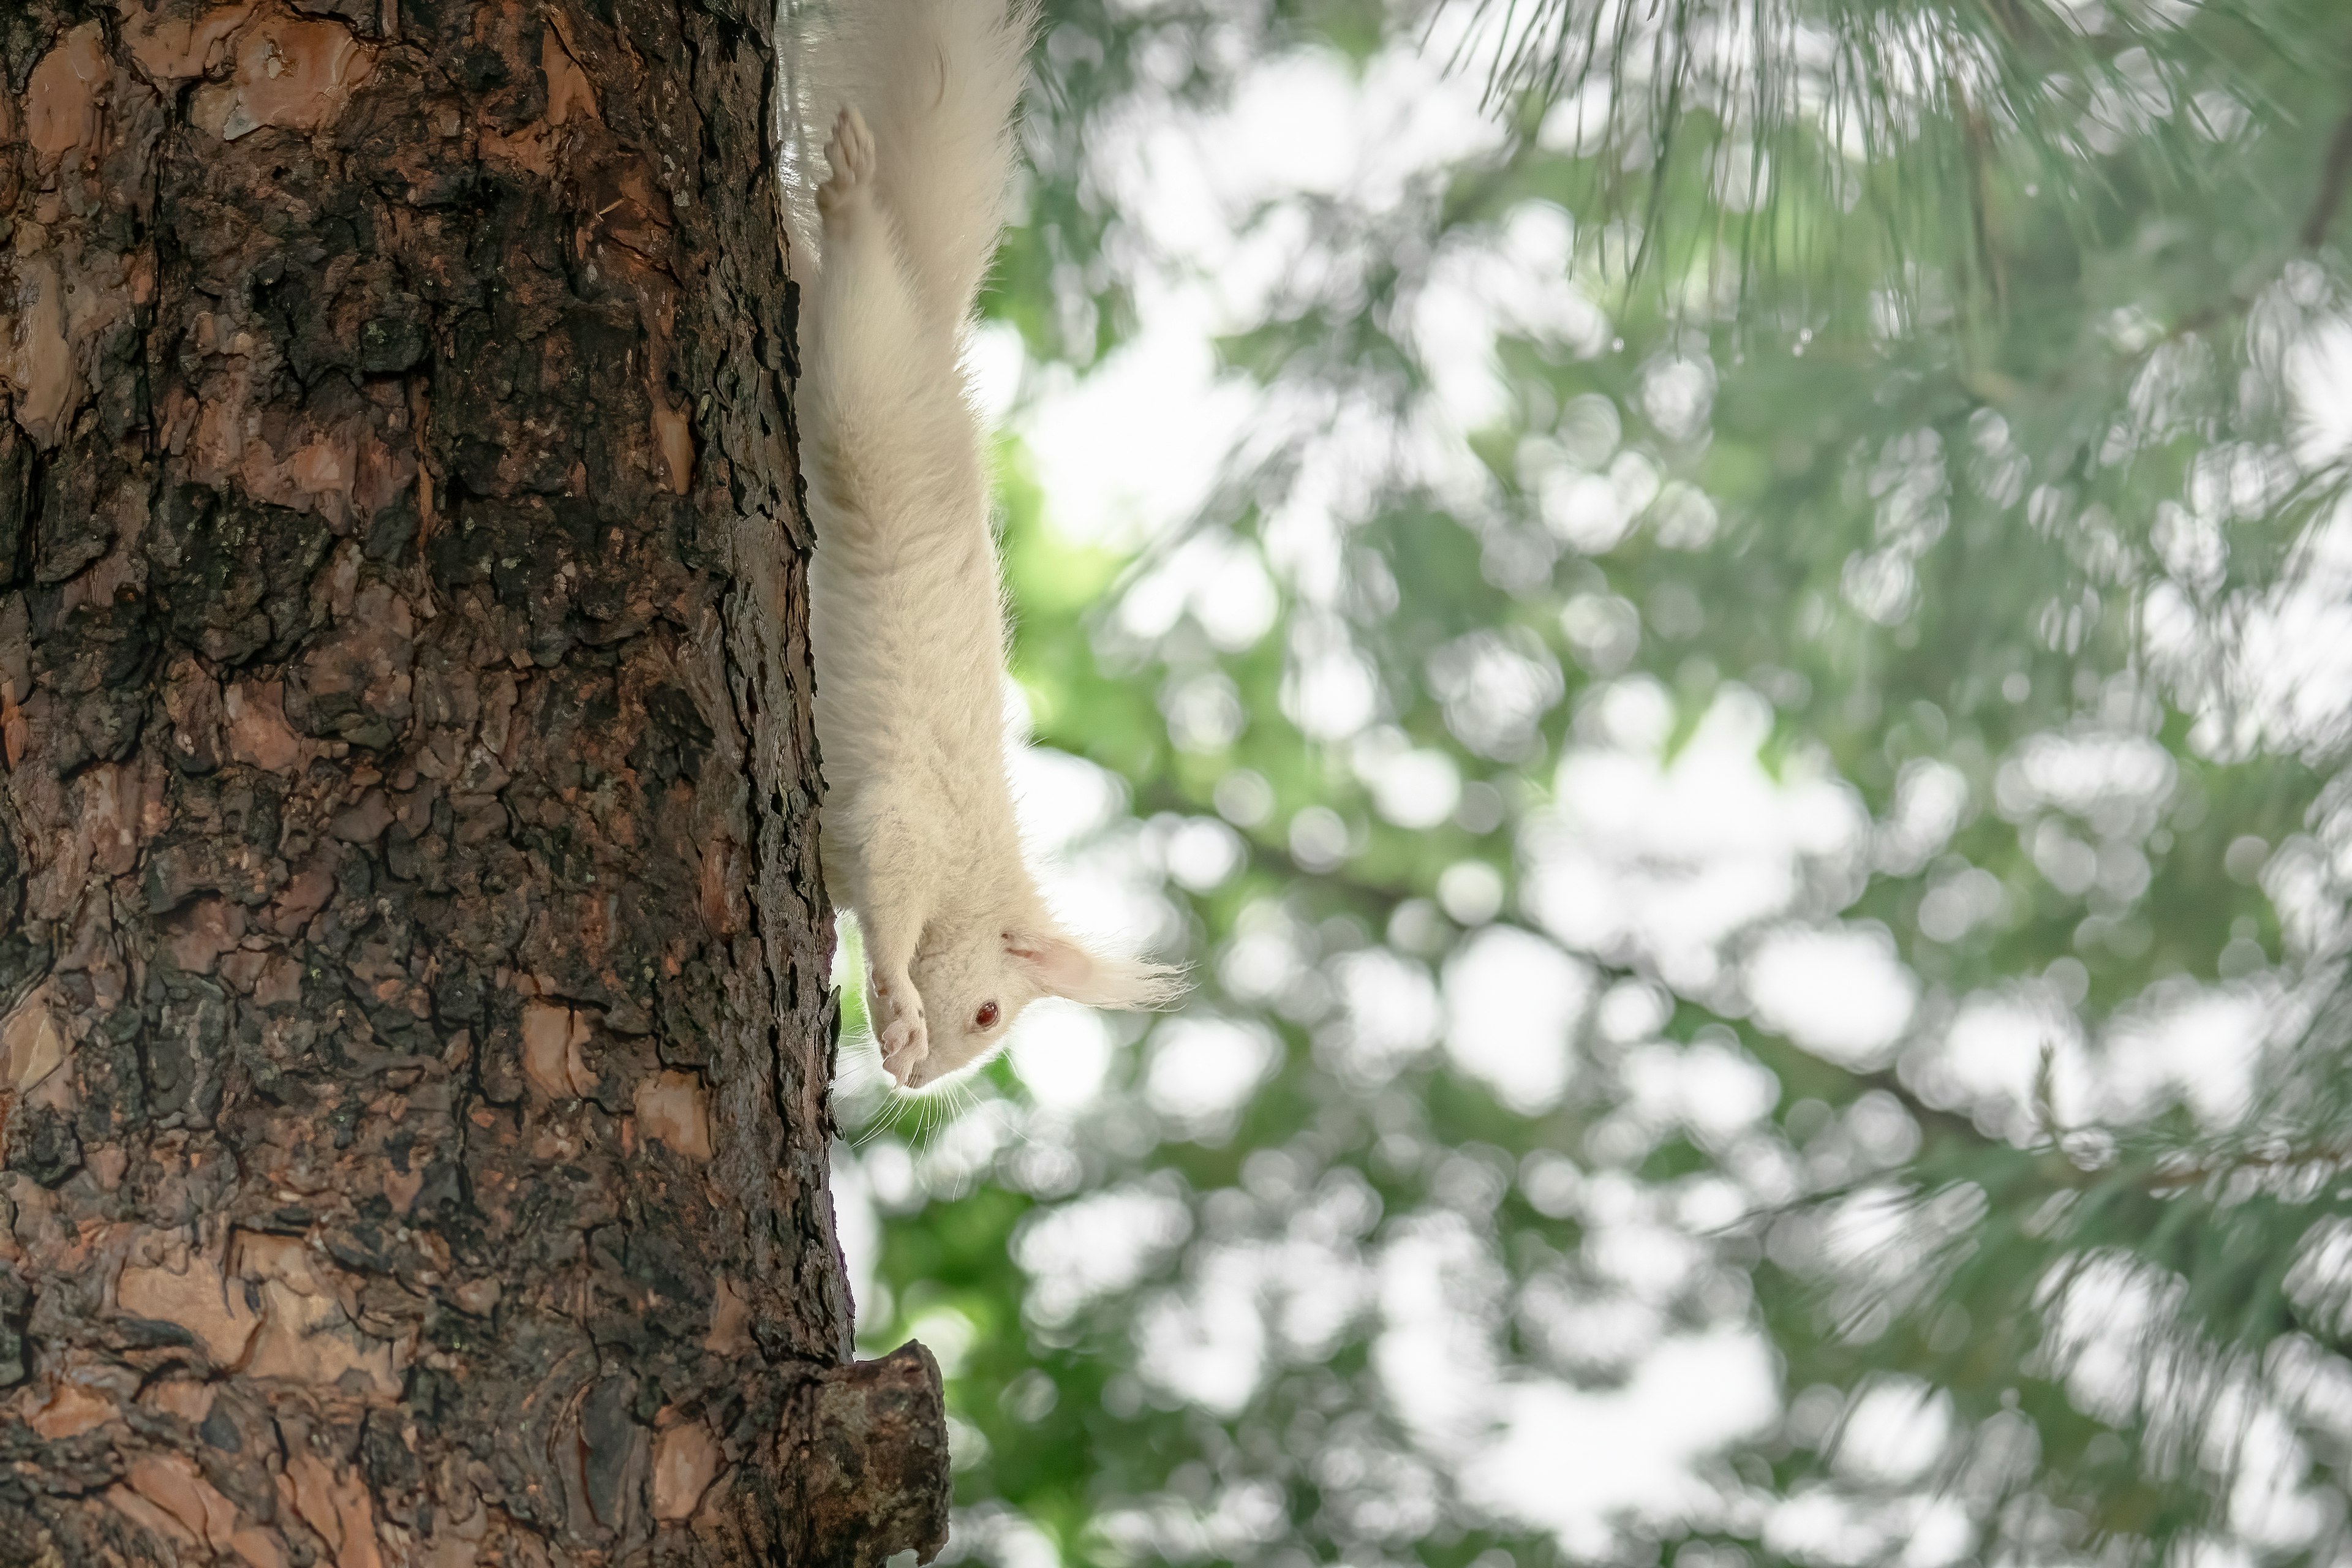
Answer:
873;971;929;1085
818;107;876;220
879;1015;929;1085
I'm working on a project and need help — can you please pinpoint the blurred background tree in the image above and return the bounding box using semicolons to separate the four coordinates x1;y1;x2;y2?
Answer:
812;0;2352;1562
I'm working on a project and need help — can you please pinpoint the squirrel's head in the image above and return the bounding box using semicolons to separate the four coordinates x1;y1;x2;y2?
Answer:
899;924;1184;1088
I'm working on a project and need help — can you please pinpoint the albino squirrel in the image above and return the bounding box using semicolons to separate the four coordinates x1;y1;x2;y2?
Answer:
791;0;1182;1088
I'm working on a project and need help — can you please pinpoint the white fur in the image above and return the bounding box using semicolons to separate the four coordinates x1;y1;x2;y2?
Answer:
794;0;1181;1089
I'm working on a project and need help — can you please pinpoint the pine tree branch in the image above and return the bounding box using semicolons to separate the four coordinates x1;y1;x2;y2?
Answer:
2301;105;2352;246
2144;1140;2352;1192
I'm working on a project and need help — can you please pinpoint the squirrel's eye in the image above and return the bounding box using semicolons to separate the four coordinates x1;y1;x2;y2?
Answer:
975;1001;1000;1030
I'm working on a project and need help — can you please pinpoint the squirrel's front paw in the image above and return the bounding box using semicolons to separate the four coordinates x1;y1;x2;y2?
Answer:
878;1015;929;1085
873;971;929;1085
817;107;876;222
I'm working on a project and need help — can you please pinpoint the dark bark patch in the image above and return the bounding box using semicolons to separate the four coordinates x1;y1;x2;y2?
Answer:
0;424;32;589
10;1102;81;1186
577;1371;649;1534
0;1264;29;1387
149;486;335;665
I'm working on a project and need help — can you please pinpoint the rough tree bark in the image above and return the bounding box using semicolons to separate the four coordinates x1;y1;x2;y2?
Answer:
0;1;946;1563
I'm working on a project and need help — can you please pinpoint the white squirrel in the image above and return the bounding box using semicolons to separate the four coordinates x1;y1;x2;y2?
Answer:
791;0;1182;1088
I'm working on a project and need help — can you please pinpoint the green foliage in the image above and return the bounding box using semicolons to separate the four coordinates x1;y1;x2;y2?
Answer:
835;2;2352;1564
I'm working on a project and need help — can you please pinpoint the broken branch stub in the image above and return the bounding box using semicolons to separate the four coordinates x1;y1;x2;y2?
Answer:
791;1341;954;1568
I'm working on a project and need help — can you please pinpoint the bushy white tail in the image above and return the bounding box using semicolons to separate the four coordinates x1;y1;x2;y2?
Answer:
778;0;1036;323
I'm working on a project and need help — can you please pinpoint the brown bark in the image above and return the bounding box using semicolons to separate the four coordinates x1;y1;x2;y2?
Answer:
0;2;943;1562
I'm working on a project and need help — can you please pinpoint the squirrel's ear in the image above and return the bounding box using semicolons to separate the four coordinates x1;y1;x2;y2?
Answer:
1004;931;1092;993
1005;931;1186;1011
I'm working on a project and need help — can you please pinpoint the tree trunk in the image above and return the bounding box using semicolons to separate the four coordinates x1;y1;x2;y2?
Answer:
0;2;943;1563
